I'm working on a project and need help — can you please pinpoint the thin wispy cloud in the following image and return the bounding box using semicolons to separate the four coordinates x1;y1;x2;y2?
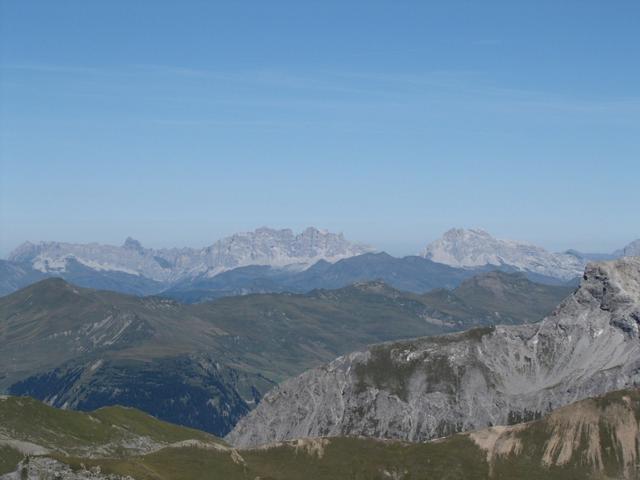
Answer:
1;63;108;75
4;62;639;115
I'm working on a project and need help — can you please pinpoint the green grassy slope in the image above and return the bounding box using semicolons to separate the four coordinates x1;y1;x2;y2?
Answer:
2;389;639;479
422;270;574;325
0;273;571;386
0;396;222;452
0;445;23;475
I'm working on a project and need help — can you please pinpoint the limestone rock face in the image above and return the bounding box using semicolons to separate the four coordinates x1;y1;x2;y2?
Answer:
421;228;586;281
8;227;373;282
227;257;640;448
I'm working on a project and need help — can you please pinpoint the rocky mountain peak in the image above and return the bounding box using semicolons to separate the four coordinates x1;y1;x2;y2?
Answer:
200;227;373;275
442;227;492;241
122;237;144;252
567;257;640;335
421;228;585;281
619;239;640;257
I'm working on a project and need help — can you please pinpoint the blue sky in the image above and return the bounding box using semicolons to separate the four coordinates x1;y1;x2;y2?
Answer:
1;1;638;256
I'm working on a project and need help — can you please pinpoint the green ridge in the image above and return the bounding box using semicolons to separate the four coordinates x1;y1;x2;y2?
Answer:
2;390;639;479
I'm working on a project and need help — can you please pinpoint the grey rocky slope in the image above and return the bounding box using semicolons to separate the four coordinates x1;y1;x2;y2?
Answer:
422;228;588;281
227;256;640;447
616;239;640;257
8;227;372;283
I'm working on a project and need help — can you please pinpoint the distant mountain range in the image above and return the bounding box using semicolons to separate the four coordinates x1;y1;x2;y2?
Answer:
7;226;372;282
161;252;504;303
1;227;638;300
0;271;570;436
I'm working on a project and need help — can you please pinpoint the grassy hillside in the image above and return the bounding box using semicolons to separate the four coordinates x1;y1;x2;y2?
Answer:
1;274;570;385
2;389;639;479
0;395;228;476
422;270;573;325
1;273;571;436
0;396;221;452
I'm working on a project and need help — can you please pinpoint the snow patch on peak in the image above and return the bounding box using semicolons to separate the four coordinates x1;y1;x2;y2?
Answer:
32;255;70;273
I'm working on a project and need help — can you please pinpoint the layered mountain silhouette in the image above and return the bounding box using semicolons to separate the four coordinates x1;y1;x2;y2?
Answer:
0;271;570;436
3;228;637;302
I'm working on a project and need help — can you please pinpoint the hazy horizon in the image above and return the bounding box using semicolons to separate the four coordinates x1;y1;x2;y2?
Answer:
2;224;636;261
2;2;638;257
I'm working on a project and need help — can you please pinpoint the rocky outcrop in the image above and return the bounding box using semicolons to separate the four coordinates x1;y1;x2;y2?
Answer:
227;257;640;447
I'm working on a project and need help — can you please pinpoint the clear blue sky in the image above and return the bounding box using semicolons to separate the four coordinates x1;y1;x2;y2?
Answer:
1;1;638;257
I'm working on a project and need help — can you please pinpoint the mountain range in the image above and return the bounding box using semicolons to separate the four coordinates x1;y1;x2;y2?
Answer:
0;271;571;436
1;232;639;478
2;227;637;301
7;227;373;283
161;252;503;303
227;256;640;447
